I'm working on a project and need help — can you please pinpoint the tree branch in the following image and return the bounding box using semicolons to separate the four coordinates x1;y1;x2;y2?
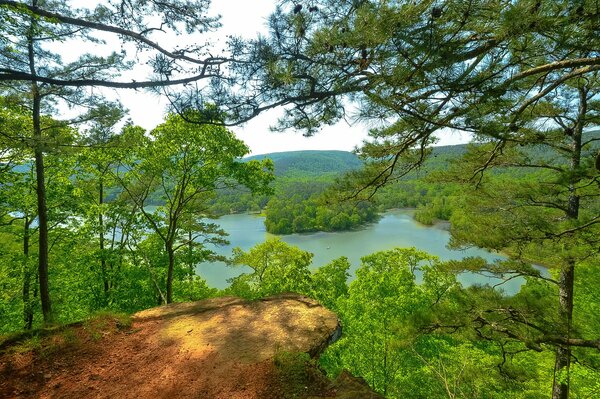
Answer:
0;68;220;89
0;0;225;66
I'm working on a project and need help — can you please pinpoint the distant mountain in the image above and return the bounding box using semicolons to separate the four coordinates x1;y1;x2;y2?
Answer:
427;144;468;165
245;146;473;178
246;150;363;177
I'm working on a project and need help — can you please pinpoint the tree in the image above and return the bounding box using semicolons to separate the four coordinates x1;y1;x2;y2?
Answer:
220;2;600;397
444;91;600;398
229;238;313;298
0;161;38;330
310;256;350;311
0;0;232;322
1;97;82;329
73;114;140;307
319;248;475;398
119;113;273;304
0;98;35;328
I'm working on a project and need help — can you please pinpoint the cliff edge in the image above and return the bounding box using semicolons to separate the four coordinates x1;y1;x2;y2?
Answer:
0;294;380;399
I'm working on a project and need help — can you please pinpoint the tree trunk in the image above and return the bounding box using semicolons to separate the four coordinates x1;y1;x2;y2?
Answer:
27;5;52;323
552;262;574;399
22;216;33;329
166;243;175;304
551;87;585;399
99;180;109;299
188;230;193;274
34;126;51;322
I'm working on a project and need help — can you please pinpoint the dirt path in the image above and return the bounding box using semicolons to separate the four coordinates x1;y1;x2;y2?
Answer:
0;294;341;399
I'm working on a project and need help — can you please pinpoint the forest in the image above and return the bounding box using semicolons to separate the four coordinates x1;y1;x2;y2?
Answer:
1;1;600;399
208;147;463;233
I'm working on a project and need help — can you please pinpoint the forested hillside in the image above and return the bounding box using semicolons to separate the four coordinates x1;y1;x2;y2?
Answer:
246;150;363;177
211;146;468;232
247;145;468;177
210;150;376;232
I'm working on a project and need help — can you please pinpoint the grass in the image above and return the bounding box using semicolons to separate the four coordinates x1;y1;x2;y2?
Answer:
0;311;132;355
274;351;330;399
83;311;132;341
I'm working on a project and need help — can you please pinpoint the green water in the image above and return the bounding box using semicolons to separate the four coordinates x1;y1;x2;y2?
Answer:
197;210;526;294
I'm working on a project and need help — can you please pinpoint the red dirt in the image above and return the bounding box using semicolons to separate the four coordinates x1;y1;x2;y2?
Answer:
0;294;341;399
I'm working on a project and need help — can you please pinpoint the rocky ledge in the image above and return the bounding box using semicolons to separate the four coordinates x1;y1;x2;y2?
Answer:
1;293;380;398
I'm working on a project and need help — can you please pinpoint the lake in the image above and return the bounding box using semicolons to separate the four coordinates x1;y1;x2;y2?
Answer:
196;210;526;294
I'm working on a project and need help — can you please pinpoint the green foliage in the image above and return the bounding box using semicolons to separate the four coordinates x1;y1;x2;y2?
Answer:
413;196;455;226
321;248;441;396
0;230;24;334
0;109;83;330
440;131;600;399
224;240;352;310
310;257;350;311
227;238;313;299
317;248;561;398
118;113;274;304
264;183;378;234
0;108;274;331
173;276;218;303
274;351;329;399
246;150;362;178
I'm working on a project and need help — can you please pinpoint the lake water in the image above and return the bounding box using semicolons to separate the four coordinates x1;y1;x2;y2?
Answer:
197;210;525;294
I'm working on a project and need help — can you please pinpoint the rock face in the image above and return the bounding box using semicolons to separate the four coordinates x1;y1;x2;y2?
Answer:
1;294;343;399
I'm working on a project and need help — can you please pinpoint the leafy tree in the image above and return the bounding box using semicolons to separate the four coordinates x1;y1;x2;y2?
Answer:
340;248;435;396
444;129;600;397
0;162;38;329
119;113;273;304
0;226;23;334
0;96;30;175
310;256;350;311
0;0;233;322
228;238;313;298
72;105;133;306
0;100;36;328
318;248;557;398
320;248;445;397
222;2;600;397
0;98;82;330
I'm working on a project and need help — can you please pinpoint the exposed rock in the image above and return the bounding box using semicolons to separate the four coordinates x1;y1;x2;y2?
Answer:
133;293;341;362
1;293;345;399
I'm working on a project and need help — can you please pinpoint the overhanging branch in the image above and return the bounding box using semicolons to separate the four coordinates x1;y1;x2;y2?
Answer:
0;69;219;88
0;0;227;67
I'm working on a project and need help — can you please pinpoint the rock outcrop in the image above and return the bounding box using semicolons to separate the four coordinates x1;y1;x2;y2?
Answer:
2;293;376;399
132;293;342;363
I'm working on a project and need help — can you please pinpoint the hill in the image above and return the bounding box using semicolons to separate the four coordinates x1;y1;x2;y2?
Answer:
246;150;362;177
246;146;471;179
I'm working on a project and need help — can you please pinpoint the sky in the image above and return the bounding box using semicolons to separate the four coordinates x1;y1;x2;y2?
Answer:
72;1;471;155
